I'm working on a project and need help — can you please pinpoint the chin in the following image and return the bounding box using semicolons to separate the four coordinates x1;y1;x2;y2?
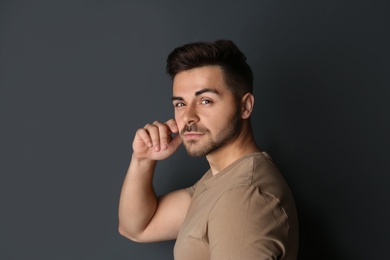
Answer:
185;148;205;158
185;143;219;158
184;145;208;158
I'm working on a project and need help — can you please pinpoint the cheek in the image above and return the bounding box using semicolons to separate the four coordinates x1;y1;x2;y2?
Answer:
212;104;234;118
209;118;226;130
174;114;184;130
206;108;236;129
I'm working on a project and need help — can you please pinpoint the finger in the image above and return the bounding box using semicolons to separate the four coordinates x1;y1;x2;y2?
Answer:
144;123;161;152
153;121;171;151
165;119;179;133
169;133;182;151
135;128;153;148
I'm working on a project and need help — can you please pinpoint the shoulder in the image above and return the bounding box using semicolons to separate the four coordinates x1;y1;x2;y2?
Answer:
185;169;212;197
211;185;289;229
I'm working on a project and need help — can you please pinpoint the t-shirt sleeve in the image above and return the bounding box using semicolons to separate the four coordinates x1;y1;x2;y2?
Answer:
185;179;200;197
185;185;196;197
208;185;290;260
185;170;211;197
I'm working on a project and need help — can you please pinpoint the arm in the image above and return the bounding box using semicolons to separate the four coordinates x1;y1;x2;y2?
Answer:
118;119;192;242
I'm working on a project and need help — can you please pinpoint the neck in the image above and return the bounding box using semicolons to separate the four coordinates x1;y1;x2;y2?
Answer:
206;124;260;175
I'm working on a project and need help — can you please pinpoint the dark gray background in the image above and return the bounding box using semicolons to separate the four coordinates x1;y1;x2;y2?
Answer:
1;0;389;259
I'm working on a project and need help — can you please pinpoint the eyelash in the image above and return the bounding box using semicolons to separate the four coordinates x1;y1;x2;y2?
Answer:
173;99;212;108
174;102;185;107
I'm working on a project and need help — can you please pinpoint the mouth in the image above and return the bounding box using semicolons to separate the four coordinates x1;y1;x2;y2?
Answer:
183;132;204;140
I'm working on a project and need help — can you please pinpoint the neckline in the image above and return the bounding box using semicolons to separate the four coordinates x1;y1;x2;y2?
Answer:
204;151;265;182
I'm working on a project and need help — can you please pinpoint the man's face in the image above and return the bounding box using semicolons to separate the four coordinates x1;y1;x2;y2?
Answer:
172;65;242;157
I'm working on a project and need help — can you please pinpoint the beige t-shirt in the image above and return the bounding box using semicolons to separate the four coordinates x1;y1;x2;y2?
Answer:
174;152;298;260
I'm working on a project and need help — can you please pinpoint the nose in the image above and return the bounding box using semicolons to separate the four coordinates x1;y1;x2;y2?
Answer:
183;103;199;125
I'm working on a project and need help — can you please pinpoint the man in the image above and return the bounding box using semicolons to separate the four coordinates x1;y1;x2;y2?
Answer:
118;40;299;259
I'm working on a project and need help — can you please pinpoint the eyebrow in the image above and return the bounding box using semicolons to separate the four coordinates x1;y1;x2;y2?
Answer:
195;88;220;96
172;88;220;102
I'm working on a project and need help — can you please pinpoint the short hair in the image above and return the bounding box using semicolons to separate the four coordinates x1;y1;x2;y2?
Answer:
166;40;253;99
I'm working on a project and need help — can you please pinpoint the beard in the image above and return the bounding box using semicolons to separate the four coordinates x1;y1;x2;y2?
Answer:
180;107;242;157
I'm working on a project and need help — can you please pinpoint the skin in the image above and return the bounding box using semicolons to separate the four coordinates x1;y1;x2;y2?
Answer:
173;66;259;174
173;67;242;158
118;65;260;243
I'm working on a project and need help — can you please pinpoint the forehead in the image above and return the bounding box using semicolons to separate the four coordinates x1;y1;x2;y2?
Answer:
172;65;228;95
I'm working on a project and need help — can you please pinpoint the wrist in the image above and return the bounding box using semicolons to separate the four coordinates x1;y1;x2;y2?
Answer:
131;153;157;166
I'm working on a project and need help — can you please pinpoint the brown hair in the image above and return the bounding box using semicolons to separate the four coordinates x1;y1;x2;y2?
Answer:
166;40;253;99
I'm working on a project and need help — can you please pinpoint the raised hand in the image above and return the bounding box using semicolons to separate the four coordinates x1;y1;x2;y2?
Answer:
132;119;182;161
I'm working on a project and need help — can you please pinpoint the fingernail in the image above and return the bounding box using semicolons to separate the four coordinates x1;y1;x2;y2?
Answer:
154;145;160;152
162;143;168;150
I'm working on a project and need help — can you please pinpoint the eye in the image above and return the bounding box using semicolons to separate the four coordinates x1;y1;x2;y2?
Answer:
201;99;211;105
174;102;185;107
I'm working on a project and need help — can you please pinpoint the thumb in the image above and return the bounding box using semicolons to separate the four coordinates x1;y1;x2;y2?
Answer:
166;119;179;134
168;133;182;152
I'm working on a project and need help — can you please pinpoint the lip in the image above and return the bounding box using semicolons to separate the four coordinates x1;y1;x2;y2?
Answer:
183;132;204;139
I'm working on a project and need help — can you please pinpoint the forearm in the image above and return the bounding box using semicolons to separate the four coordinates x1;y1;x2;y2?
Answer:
118;119;183;242
118;154;158;240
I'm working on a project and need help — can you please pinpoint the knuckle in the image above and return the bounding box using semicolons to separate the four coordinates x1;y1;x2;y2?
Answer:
136;128;145;134
144;123;158;131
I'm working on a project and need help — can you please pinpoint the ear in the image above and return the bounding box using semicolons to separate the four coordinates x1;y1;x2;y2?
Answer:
241;93;255;119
